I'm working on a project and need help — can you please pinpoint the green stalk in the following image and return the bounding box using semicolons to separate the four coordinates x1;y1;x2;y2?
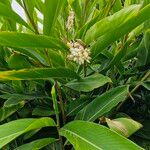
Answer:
83;61;87;77
51;85;64;150
55;81;66;124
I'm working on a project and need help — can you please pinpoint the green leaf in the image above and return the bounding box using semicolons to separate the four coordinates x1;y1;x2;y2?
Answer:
35;0;44;13
0;32;68;50
43;0;66;35
71;0;82;22
75;86;129;121
0;102;24;122
15;138;56;150
60;120;143;150
48;50;65;67
65;73;111;92
23;0;35;21
112;0;122;13
0;68;80;81
86;4;150;58
14;47;48;66
85;4;141;43
0;2;31;30
0;117;56;149
0;93;49;107
106;117;143;137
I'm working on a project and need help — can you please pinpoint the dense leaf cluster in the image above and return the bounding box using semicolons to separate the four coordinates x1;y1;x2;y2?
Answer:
0;0;149;149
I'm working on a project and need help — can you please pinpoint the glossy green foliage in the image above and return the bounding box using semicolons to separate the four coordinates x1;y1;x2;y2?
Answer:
0;68;79;80
0;0;149;149
60;121;143;150
43;0;66;35
76;86;129;121
0;118;55;148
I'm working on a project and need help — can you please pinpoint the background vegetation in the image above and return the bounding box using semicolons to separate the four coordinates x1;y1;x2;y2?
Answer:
0;0;149;149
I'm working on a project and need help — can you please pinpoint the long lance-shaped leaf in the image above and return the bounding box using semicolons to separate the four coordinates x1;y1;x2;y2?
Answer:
43;0;66;35
85;4;150;58
0;2;32;30
85;4;141;43
0;118;56;149
0;68;80;80
60;121;144;150
75;86;129;121
0;32;68;50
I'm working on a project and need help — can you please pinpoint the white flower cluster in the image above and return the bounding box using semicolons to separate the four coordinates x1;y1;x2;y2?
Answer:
66;10;75;31
67;41;91;65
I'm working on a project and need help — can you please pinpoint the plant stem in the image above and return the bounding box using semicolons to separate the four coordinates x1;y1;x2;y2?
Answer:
55;81;66;125
51;84;64;150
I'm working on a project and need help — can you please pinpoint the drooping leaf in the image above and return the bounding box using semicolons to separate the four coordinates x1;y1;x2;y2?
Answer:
0;68;80;81
60;120;143;150
15;138;56;150
106;117;143;137
43;0;66;35
65;73;111;92
0;118;56;148
75;86;129;121
0;32;68;51
0;2;31;30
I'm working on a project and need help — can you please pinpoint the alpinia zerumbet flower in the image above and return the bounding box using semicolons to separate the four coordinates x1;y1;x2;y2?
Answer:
67;40;91;65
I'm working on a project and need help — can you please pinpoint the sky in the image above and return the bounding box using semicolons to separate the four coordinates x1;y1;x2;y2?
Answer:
12;0;26;21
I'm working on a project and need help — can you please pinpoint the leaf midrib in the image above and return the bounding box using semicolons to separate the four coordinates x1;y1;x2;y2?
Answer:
88;89;127;121
61;128;102;150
